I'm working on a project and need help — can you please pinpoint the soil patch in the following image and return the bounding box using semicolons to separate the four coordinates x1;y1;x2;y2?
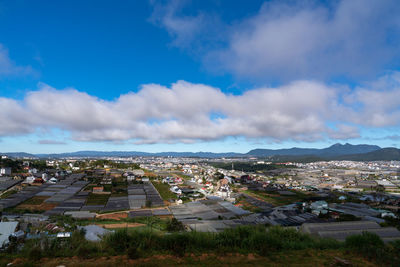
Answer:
96;212;128;220
96;223;145;229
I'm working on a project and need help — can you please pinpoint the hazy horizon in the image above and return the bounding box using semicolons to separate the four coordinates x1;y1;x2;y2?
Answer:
1;0;400;153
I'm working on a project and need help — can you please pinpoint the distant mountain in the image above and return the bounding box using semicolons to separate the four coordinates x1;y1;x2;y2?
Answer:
247;143;380;157
320;143;381;156
1;152;37;158
154;152;242;158
262;147;400;162
336;148;400;161
2;143;395;161
36;150;242;158
37;151;152;158
247;147;320;157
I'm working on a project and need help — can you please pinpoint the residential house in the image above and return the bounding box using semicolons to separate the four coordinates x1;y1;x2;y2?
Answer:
0;167;11;176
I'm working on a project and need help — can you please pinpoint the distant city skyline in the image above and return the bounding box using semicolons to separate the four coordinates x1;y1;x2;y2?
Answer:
1;0;400;153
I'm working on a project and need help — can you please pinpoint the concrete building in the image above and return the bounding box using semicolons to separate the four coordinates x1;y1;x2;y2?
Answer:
0;167;11;176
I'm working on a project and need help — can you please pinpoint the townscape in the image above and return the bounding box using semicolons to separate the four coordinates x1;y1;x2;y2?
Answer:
2;0;400;266
1;149;400;265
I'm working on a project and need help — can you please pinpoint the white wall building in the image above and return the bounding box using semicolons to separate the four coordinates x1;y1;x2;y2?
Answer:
0;167;11;176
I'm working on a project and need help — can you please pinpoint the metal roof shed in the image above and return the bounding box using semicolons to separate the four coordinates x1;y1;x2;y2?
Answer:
0;221;19;248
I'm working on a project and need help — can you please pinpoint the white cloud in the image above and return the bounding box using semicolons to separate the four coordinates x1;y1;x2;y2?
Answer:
38;140;67;145
0;81;347;143
0;44;35;78
344;72;400;127
149;0;223;53
150;0;206;48
1;72;400;144
220;0;400;80
328;124;360;140
0;97;33;135
151;0;400;81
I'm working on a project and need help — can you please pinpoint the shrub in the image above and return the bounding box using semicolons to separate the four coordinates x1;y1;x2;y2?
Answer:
127;246;141;259
162;234;190;256
166;218;185;232
103;228;131;253
76;244;91;258
345;232;385;260
28;246;42;261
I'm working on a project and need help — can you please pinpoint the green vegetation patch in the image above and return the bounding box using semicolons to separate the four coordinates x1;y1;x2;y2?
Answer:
235;196;264;213
86;193;110;205
90;159;140;169
151;181;177;200
246;190;312;206
21;196;48;205
0;189;18;199
2;225;399;266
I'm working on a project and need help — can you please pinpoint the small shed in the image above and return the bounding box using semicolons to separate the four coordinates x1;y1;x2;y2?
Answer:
0;221;19;247
78;225;112;242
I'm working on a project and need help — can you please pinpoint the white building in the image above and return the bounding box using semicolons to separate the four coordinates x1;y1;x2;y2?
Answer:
0;167;11;176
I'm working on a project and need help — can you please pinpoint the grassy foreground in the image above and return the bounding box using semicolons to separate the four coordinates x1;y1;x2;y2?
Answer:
3;251;378;267
1;225;400;266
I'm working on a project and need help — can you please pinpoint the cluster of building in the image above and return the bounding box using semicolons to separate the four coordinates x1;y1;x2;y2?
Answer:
1;155;400;249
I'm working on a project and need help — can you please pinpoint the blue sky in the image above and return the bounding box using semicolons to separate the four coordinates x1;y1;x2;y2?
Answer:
0;0;400;153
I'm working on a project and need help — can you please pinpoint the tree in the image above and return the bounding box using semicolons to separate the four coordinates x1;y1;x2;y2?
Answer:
166;218;185;232
214;172;224;180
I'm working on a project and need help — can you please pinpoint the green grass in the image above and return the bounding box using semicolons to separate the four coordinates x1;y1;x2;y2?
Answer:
151;181;177;200
110;181;128;197
83;179;128;197
21;196;47;205
86;193;110;205
2;225;398;266
172;172;192;180
111;190;128;197
62;215;169;232
108;225;165;234
3;207;44;214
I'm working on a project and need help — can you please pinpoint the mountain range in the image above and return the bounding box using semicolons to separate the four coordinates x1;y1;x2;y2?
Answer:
1;143;399;161
246;143;381;157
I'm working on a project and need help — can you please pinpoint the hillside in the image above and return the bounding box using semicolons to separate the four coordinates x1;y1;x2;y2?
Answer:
1;143;396;161
247;143;381;157
336;148;400;161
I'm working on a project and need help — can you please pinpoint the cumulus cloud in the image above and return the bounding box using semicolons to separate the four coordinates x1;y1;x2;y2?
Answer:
150;0;205;48
149;0;224;53
151;0;400;81
221;0;400;80
0;80;338;143
1;72;400;144
344;72;400;127
0;44;35;78
327;124;360;140
0;97;33;135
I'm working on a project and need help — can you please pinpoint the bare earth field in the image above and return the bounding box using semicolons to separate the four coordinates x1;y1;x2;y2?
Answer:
96;222;145;229
16;196;57;211
96;212;128;220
